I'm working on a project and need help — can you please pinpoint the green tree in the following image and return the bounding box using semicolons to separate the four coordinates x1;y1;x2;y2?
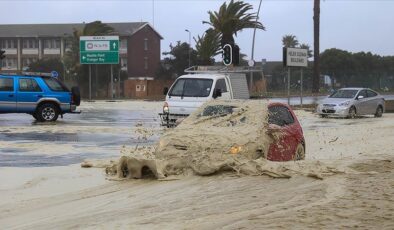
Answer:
194;29;221;65
299;43;313;58
63;21;115;98
282;35;299;48
203;0;265;46
28;58;64;79
157;42;198;79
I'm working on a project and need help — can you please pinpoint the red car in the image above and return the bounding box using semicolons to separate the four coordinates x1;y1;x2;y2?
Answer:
267;102;305;161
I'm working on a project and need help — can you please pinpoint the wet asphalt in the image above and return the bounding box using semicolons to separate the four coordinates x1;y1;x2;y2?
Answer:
0;102;161;167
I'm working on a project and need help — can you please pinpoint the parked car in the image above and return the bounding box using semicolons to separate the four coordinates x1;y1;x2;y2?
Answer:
158;100;305;162
159;72;250;127
0;72;81;121
316;88;385;118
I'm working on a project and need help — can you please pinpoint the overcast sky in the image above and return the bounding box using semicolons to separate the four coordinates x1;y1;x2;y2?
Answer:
1;0;394;61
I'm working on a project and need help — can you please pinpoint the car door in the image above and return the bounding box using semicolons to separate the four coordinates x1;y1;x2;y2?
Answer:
16;78;43;113
267;105;299;161
366;90;379;114
0;77;16;112
355;90;368;114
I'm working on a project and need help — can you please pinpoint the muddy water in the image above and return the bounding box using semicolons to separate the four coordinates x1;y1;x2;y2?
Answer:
0;101;163;167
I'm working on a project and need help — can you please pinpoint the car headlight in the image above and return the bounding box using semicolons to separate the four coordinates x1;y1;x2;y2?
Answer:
163;102;169;113
339;101;350;106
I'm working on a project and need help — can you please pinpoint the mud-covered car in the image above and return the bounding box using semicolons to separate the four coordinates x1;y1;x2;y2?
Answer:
113;100;305;180
158;100;305;162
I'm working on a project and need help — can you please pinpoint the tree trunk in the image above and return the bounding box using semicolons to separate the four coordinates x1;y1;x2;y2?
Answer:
312;0;320;93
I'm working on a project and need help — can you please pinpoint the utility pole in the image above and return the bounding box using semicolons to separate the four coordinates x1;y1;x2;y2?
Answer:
185;29;191;67
250;0;263;92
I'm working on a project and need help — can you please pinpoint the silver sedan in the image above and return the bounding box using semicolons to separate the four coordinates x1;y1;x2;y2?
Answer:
316;88;385;118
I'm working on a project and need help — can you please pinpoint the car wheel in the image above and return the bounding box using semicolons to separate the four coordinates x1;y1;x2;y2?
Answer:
348;106;356;119
294;143;305;160
320;114;327;118
37;103;59;122
32;113;39;121
374;106;383;118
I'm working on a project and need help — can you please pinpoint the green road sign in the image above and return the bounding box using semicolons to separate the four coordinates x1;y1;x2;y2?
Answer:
80;36;119;64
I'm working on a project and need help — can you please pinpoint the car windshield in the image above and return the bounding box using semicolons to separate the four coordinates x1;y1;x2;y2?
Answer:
169;78;213;97
200;105;235;117
329;89;358;98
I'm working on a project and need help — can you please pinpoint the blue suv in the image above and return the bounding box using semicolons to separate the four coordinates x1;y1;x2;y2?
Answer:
0;72;80;122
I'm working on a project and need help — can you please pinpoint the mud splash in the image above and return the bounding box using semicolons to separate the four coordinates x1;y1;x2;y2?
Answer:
89;100;344;180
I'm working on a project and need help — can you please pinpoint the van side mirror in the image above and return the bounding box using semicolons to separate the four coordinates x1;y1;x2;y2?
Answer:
213;88;222;99
163;87;169;95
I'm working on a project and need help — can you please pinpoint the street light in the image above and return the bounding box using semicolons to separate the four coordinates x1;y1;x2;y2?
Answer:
185;29;191;67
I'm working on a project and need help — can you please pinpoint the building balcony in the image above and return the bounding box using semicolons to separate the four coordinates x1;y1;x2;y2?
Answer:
3;49;17;55
22;49;39;55
43;49;61;55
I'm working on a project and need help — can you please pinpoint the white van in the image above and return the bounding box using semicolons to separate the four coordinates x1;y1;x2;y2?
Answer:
159;73;250;127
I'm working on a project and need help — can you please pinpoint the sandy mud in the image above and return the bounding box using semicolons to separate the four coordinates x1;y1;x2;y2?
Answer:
0;101;393;229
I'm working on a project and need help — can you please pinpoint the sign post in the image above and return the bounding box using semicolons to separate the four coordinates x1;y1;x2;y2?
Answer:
283;47;308;105
80;36;119;99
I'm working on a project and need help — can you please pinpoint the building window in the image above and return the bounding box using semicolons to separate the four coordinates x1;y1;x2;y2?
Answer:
1;39;17;49
22;58;38;68
23;39;38;49
144;38;148;51
121;58;127;68
136;85;141;92
144;57;148;70
141;85;146;91
120;39;127;49
1;58;17;69
44;39;60;49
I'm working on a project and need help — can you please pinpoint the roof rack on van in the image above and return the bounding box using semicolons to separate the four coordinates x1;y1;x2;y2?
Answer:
0;71;53;77
184;66;263;74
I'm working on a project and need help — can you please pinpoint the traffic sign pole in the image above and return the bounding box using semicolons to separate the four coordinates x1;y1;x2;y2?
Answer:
89;65;92;100
110;65;114;99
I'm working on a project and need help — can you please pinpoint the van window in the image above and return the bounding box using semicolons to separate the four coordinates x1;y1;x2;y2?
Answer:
0;78;14;91
215;79;228;93
169;78;213;97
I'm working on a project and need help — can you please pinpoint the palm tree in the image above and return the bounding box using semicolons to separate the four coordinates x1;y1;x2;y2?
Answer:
194;29;221;65
312;0;320;93
299;43;313;58
203;0;265;46
282;35;299;48
82;21;115;36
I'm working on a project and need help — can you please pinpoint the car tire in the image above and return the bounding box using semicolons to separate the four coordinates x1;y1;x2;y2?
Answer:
32;113;39;121
37;103;59;122
348;106;356;119
320;114;327;118
374;106;383;118
294;143;305;160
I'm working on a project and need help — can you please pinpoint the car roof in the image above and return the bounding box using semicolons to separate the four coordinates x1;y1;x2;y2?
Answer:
177;74;225;80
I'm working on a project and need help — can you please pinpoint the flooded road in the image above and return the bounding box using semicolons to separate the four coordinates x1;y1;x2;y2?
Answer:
0;101;163;167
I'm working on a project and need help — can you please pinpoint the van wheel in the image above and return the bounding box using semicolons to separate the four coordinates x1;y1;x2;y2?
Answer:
294;143;305;160
37;103;59;122
374;106;383;118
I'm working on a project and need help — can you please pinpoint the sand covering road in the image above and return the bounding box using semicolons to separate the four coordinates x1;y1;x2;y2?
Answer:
102;100;341;180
